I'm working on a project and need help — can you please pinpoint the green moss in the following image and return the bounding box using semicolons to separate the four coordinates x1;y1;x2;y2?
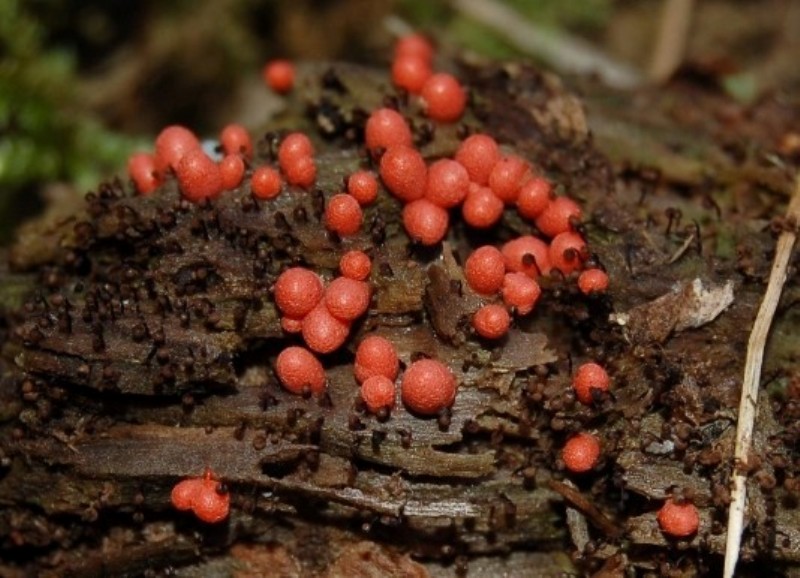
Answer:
0;0;139;243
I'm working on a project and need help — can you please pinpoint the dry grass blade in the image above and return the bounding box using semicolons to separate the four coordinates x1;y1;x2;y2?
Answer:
451;0;642;89
724;174;800;578
648;0;695;83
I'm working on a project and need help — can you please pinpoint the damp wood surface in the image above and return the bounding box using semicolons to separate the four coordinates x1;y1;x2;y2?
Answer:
1;60;800;577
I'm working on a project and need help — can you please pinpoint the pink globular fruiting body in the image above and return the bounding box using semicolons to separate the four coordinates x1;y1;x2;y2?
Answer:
276;346;326;395
578;269;610;294
176;149;222;202
365;108;413;151
251;166;282;199
273;267;324;319
402;199;449;245
401;358;457;416
472;304;511;339
340;251;372;281
380;145;427;203
657;499;700;537
325;194;363;236
421;73;466;123
562;433;601;473
501;272;541;315
464;246;505;295
220;124;253;159
361;375;396;413
263;59;295;93
155;125;200;174
347;171;379;206
171;469;230;524
219;154;246;190
573;362;610;405
355;335;399;384
127;152;161;195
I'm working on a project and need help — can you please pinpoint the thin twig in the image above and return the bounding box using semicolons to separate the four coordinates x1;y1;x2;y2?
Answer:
648;0;695;83
548;479;622;538
724;174;800;578
450;0;642;89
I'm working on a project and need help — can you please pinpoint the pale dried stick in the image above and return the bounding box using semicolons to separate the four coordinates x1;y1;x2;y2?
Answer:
451;0;642;89
724;174;800;578
648;0;695;83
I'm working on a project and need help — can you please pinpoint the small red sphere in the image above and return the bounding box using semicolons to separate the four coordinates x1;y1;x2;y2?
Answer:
354;335;399;383
462;184;504;229
472;304;511;339
347;171;379;206
488;155;531;204
394;34;434;63
220;124;253;159
464;246;505;295
192;478;231;524
549;231;587;275
171;471;230;523
283;155;317;188
578;269;609;295
392;55;432;94
425;159;469;209
657;499;700;538
402;198;449;245
501;272;541;315
361;375;396;414
421;73;467;123
325;277;371;322
516;177;552;220
276;346;327;395
455;134;500;186
302;304;351;354
251;166;282;199
340;250;372;281
155;125;200;174
365;108;413;152
325;194;363;237
401;359;457;416
278;133;314;169
562;433;601;473
219;154;246;190
127;152;161;195
171;478;203;511
273;267;324;318
379;145;427;202
502;236;552;277
536;196;582;238
263;59;295;94
175;149;222;202
573;362;610;405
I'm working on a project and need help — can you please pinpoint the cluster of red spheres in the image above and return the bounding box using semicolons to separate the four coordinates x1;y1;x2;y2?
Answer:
128;122;324;204
137;33;665;540
355;335;400;413
273;258;371;376
171;469;230;524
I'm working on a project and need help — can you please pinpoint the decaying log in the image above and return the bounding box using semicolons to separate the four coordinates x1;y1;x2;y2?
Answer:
2;60;800;576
